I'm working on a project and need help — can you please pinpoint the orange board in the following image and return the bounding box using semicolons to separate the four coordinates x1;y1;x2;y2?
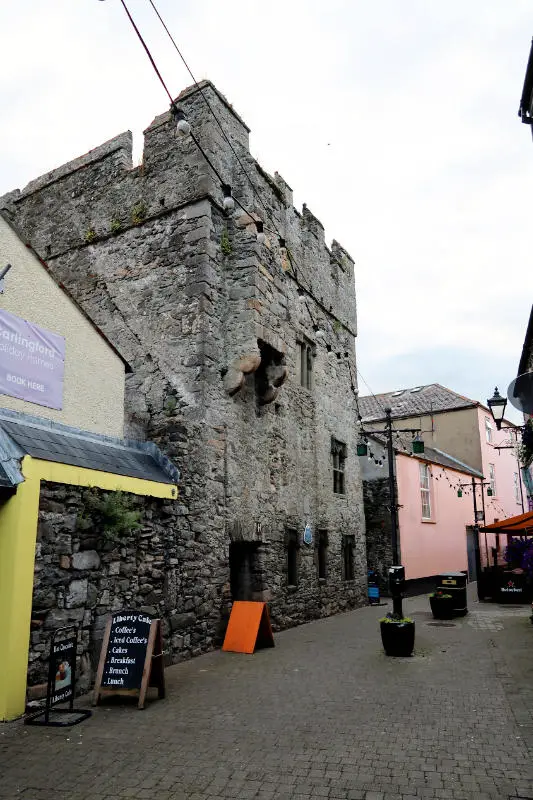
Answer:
222;601;275;654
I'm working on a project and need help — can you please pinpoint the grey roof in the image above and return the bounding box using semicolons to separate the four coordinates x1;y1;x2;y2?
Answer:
422;446;483;478
358;384;476;422
366;433;483;478
0;408;179;489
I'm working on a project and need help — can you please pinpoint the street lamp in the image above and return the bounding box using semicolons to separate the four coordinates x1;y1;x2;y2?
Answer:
487;387;507;431
358;408;425;618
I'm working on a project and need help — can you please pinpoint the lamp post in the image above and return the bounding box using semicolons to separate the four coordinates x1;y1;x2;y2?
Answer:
457;477;492;599
487;385;529;513
487;387;508;431
358;407;425;618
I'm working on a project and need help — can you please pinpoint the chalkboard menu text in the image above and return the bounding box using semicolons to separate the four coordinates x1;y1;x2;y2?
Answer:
93;610;165;709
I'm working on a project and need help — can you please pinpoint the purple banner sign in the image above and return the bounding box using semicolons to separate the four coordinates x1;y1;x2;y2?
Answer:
0;309;65;410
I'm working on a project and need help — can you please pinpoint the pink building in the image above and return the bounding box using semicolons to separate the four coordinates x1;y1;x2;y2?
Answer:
395;450;480;580
359;384;528;588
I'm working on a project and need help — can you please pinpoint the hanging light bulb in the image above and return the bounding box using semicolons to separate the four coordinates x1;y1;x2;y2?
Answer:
256;220;265;244
174;108;191;137
222;184;235;213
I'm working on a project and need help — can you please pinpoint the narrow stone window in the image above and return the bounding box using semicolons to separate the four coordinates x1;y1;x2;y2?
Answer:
317;529;328;580
298;339;314;390
342;534;355;581
286;529;299;587
331;438;347;495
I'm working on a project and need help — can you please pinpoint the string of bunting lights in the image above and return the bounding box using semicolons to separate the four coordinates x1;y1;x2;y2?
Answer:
106;0;510;507
112;0;375;450
147;0;281;230
117;0;328;303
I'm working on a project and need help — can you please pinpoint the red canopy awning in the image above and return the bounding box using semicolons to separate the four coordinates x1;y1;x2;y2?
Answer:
479;510;533;535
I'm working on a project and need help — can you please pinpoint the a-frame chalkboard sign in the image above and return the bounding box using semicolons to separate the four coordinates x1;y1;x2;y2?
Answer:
25;625;92;727
93;611;165;709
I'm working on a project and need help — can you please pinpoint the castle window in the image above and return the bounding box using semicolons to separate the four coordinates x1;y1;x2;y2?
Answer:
342;535;355;581
331;439;346;495
286;529;299;587
298;340;314;390
317;530;328;580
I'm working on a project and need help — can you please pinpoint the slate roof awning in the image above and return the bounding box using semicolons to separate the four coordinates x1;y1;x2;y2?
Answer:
0;408;179;489
479;510;533;536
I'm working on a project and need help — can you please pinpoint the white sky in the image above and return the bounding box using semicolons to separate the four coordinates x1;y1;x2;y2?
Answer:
1;1;532;423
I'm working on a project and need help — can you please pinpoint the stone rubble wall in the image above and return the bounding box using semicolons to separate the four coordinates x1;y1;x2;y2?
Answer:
363;477;394;593
31;482;225;695
4;82;368;690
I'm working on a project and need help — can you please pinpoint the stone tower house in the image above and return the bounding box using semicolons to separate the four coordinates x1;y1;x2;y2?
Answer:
1;81;367;653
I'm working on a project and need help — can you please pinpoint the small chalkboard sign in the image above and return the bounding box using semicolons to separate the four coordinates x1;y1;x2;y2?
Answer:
25;626;92;727
93;610;165;709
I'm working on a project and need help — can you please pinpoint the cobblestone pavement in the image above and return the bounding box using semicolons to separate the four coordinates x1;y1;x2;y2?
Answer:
2;589;533;800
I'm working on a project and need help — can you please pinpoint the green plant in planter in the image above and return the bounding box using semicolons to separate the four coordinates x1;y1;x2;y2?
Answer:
429;590;455;620
379;613;415;656
77;488;142;547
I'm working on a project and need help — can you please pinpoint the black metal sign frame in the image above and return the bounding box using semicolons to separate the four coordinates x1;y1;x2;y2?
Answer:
25;625;92;727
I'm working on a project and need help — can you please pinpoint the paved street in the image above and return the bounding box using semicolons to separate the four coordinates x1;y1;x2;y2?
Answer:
2;589;533;800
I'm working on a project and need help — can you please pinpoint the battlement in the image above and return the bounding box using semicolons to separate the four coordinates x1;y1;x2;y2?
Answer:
1;80;355;331
17;132;133;200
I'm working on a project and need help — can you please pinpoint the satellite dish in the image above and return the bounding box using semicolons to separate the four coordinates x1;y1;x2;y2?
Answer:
507;372;533;415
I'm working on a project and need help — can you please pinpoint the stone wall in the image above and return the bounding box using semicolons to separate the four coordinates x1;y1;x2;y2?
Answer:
30;481;226;695
363;478;394;593
5;81;368;684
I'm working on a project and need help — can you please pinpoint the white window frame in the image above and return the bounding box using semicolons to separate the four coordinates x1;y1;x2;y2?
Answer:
489;463;497;497
485;417;493;444
419;463;432;520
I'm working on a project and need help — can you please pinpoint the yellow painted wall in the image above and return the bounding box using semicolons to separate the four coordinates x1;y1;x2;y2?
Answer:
0;456;177;722
0;217;125;436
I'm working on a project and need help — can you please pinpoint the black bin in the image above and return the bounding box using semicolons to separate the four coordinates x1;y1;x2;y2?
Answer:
437;571;467;616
